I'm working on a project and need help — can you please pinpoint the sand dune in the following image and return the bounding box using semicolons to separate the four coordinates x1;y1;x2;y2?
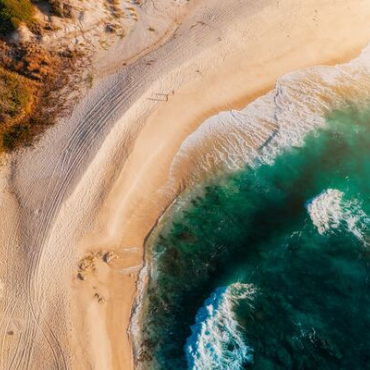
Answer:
0;0;370;369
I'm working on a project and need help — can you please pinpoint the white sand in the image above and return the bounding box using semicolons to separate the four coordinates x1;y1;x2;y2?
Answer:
1;0;370;369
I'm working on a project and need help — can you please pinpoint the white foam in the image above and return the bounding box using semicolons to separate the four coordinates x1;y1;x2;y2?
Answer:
306;189;370;245
185;282;256;370
306;189;344;234
169;44;370;188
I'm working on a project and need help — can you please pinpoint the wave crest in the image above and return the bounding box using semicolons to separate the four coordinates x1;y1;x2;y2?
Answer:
185;282;256;370
306;189;370;245
169;46;370;189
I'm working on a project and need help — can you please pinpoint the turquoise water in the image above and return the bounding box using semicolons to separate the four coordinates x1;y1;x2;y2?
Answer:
138;107;370;369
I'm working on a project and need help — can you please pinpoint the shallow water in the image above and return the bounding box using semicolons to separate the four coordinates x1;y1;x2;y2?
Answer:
138;106;370;370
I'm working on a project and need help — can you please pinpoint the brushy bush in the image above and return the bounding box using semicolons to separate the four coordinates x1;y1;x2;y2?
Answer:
0;40;74;152
0;0;35;34
2;122;31;149
0;65;33;124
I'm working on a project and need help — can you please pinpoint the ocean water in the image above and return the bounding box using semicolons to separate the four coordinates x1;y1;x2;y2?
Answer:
137;105;370;370
167;45;370;191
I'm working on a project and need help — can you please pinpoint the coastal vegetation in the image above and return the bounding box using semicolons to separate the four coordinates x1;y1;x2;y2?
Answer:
0;0;35;34
0;65;35;149
0;40;76;151
0;0;83;152
0;0;128;152
0;65;33;122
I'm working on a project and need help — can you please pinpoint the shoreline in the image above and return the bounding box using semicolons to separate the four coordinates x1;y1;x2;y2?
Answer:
103;3;366;368
134;102;370;370
130;43;370;368
1;0;370;369
129;192;180;365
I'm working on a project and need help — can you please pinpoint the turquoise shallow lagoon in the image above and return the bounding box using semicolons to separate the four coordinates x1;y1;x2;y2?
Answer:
138;106;370;370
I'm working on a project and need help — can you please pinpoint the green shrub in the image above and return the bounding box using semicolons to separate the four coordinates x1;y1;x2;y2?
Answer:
0;0;35;34
2;122;31;149
0;66;35;151
0;66;33;122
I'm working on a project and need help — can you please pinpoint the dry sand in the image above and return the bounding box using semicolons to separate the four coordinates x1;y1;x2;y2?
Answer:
1;0;370;369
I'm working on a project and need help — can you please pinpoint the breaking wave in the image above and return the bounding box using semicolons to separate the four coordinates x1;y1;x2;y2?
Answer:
169;46;370;189
185;283;256;370
137;43;370;370
306;189;370;245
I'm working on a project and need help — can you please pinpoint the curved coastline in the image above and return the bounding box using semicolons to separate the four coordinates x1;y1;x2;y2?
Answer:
134;40;370;368
139;102;370;369
0;1;370;370
54;1;370;368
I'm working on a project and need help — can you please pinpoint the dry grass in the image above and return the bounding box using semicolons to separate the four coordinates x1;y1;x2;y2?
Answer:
0;66;34;123
106;0;122;18
0;0;91;153
0;41;76;152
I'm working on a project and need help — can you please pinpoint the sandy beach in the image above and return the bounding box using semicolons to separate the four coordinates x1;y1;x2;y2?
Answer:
1;0;370;369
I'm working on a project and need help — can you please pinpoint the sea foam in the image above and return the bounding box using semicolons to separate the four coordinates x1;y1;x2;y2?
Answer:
306;189;370;245
169;46;370;189
306;189;344;234
185;283;256;370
